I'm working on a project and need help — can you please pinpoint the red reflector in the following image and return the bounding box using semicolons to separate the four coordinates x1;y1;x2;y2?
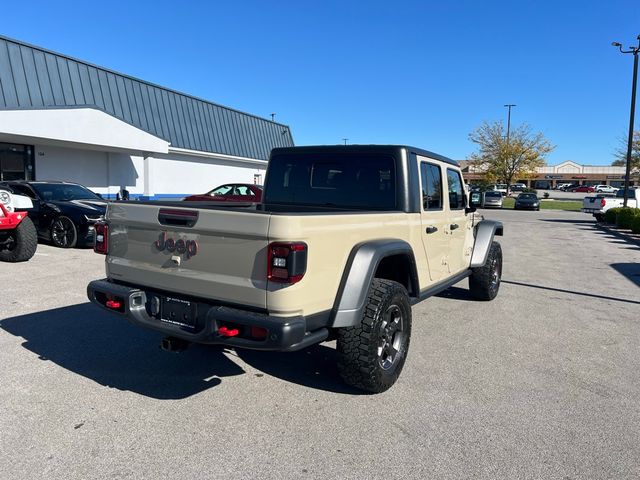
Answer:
106;299;121;309
250;326;268;340
218;326;240;337
271;267;289;279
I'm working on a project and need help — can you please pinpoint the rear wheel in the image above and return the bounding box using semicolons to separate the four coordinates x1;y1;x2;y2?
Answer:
337;279;412;393
0;217;37;262
469;241;502;300
51;216;77;248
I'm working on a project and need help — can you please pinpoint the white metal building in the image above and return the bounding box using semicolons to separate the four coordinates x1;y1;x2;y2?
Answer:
0;36;294;199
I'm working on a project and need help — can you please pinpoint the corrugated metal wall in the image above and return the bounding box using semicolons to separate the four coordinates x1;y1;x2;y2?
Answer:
0;36;294;160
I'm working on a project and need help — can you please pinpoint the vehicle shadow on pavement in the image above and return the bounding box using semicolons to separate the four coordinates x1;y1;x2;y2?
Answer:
0;303;245;400
538;219;597;224
435;286;475;301
610;263;640;288
237;345;365;395
502;279;640;305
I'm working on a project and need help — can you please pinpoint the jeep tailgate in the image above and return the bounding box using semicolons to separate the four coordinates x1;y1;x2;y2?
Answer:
105;202;270;310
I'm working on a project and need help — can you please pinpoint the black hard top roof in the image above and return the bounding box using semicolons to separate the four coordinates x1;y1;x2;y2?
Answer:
270;145;459;167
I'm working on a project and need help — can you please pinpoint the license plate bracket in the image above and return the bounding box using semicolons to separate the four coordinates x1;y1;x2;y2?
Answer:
161;296;197;329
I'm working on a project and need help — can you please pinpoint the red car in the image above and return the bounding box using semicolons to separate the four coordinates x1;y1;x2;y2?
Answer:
572;185;595;193
182;184;263;202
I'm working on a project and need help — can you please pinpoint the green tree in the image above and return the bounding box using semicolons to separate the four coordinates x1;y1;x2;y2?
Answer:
612;130;640;175
468;121;554;190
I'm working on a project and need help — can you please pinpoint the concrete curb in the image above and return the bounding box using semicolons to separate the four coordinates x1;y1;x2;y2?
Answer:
595;223;640;247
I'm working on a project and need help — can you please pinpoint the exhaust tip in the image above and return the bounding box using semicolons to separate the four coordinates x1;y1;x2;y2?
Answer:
160;336;190;353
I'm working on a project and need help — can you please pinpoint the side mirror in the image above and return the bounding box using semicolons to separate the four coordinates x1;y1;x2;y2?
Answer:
95;192;103;199
465;206;476;215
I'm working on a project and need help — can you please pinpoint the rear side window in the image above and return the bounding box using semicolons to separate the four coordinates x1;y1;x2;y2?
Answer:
446;169;465;210
265;154;396;210
420;162;443;210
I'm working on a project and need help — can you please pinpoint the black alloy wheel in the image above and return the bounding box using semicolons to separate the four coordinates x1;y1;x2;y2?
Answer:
377;304;407;371
51;216;78;248
469;241;503;301
337;279;412;393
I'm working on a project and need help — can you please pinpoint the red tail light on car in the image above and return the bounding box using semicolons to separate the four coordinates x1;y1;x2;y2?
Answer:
600;198;606;207
94;222;109;254
267;242;307;284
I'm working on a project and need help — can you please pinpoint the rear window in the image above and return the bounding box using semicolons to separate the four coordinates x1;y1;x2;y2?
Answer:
264;154;397;210
485;191;502;198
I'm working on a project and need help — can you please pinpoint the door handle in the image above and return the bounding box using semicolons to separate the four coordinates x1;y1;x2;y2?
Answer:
426;226;438;234
450;223;459;230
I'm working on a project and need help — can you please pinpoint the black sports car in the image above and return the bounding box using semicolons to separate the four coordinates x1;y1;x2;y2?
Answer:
0;181;106;248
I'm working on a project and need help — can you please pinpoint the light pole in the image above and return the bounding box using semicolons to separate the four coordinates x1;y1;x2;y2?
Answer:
342;138;348;145
504;104;516;144
612;35;640;208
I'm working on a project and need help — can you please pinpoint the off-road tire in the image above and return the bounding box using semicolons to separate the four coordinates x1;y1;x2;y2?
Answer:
469;241;502;300
336;279;412;393
0;217;37;262
50;216;77;248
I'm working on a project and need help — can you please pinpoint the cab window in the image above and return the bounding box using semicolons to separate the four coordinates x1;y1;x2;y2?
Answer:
446;169;465;210
420;162;443;210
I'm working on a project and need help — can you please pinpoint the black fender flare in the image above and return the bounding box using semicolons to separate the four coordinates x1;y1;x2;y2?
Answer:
470;220;503;268
330;239;419;328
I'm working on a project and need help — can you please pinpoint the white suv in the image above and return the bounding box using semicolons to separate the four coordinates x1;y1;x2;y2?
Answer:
594;185;618;194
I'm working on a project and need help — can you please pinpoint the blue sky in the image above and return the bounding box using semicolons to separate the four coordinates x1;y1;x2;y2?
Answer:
2;0;639;165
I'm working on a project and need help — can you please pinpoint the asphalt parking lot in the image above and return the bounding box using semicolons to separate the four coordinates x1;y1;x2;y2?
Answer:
1;209;639;479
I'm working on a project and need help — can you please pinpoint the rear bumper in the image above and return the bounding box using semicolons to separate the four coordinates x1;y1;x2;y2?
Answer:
582;208;601;214
86;279;328;352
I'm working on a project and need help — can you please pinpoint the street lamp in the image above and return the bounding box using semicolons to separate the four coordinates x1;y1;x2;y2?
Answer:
504;104;516;144
342;138;349;145
612;35;640;208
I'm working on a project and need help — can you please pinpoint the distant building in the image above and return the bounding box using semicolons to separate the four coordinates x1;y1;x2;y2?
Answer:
0;35;294;198
460;160;636;189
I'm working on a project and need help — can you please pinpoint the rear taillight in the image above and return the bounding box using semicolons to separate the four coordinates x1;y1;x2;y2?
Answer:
94;222;109;254
600;198;606;207
267;242;307;284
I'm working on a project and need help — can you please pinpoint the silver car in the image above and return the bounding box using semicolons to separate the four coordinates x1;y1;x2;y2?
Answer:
483;191;503;208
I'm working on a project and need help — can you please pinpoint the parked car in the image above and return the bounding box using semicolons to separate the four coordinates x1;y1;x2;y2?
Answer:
487;184;508;195
514;193;540;211
0;185;37;262
594;185;618;194
0;181;106;248
571;185;595;193
582;188;640;221
87;144;504;393
510;183;527;192
483;191;503;208
182;184;263;202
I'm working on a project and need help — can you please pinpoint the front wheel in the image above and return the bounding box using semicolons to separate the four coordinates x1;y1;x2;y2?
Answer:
337;279;412;393
0;217;37;262
469;241;502;300
50;216;77;248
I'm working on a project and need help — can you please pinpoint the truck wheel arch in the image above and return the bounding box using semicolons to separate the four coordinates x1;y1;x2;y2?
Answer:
470;220;504;268
330;240;419;328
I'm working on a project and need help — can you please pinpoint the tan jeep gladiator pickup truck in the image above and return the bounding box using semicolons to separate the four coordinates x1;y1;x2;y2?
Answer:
87;145;503;392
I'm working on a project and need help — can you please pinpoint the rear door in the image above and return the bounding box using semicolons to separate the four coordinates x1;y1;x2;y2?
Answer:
106;203;270;310
419;159;449;283
445;168;472;274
